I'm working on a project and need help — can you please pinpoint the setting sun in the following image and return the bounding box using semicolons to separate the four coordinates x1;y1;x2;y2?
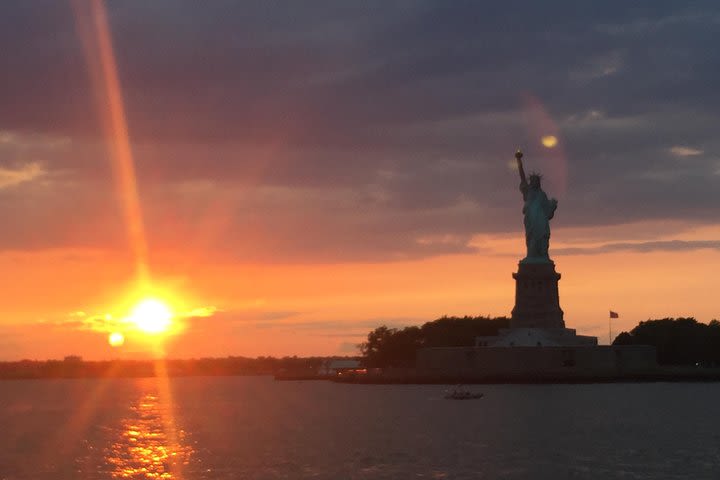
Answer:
129;299;173;334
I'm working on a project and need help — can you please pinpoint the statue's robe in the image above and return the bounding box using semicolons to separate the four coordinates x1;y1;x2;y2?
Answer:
521;184;556;261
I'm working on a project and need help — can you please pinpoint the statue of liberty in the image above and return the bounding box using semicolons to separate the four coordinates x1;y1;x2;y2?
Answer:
515;149;557;263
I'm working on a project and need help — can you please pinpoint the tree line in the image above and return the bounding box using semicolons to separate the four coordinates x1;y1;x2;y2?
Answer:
359;316;509;367
613;317;720;366
4;317;716;377
0;355;355;379
359;316;720;367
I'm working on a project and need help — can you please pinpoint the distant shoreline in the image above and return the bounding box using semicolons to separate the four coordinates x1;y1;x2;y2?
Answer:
4;357;720;384
0;356;353;380
4;370;720;384
281;366;720;384
328;370;720;385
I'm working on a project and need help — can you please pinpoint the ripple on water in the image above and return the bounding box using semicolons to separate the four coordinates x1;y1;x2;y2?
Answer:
104;393;193;479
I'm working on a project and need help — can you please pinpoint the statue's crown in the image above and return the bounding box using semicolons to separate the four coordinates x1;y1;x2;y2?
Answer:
529;172;542;183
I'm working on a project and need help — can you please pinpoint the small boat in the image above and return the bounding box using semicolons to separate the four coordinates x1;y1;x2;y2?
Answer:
444;385;483;400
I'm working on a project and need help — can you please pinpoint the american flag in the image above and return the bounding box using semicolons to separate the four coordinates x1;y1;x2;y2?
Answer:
609;311;619;318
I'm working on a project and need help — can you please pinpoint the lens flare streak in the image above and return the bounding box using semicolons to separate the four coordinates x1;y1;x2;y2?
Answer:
71;5;189;479
71;0;149;285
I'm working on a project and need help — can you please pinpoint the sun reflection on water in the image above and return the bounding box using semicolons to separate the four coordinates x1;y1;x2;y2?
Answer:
106;392;193;479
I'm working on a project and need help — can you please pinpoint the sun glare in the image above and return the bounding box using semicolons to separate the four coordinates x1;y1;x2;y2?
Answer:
108;332;125;347
541;135;558;148
129;299;173;334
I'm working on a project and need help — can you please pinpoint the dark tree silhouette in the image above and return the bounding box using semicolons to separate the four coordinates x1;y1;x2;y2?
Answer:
359;316;509;367
613;317;720;365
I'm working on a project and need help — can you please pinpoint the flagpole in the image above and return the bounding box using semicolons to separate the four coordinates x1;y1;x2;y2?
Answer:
608;311;612;345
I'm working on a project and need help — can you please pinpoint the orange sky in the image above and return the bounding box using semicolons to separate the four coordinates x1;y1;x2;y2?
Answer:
0;222;717;360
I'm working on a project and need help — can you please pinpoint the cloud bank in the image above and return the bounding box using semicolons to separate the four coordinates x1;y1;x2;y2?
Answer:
0;2;718;262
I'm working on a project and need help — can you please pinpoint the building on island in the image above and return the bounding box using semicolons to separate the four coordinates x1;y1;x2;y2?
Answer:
318;359;363;376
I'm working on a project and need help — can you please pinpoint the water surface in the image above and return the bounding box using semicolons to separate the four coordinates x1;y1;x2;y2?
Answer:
0;376;718;479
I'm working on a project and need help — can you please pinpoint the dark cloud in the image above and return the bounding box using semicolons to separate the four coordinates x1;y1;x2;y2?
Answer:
554;239;720;256
194;313;419;333
3;2;718;142
0;2;718;261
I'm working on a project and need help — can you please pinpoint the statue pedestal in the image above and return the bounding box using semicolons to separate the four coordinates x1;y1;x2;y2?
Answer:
511;262;565;329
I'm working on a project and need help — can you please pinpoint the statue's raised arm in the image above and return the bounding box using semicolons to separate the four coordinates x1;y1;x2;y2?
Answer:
514;149;557;264
515;149;528;195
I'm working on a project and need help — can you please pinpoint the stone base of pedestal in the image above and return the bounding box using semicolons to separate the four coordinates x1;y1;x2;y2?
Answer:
511;262;565;329
475;327;598;347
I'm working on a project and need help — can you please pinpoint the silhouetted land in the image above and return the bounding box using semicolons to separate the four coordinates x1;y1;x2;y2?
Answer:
0;355;357;380
613;317;720;366
3;317;718;380
360;315;510;367
360;315;720;368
